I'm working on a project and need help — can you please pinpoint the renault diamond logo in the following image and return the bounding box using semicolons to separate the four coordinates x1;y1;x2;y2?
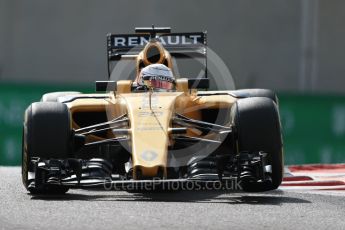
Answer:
141;150;158;161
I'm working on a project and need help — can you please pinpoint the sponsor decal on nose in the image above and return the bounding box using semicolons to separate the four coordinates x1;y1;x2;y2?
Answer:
141;150;158;161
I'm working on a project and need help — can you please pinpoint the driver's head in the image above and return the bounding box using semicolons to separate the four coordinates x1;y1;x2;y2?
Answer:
137;64;175;91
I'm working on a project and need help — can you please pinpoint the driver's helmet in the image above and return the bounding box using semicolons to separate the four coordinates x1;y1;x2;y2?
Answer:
137;64;175;91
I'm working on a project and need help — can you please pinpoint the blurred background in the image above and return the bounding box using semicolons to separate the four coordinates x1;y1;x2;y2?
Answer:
0;0;344;165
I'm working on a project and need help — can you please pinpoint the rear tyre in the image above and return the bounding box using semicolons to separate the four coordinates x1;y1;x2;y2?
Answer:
231;89;278;104
41;91;81;102
231;97;283;191
22;102;72;194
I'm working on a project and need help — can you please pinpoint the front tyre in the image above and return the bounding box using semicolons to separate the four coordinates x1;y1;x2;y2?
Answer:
22;102;72;194
231;97;284;191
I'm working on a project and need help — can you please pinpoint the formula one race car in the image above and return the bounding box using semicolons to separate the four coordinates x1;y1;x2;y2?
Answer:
22;27;283;194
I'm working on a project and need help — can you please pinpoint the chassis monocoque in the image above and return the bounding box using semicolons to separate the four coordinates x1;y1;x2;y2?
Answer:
22;27;283;194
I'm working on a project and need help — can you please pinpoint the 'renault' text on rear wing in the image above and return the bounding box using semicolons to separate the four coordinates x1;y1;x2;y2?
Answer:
106;29;207;78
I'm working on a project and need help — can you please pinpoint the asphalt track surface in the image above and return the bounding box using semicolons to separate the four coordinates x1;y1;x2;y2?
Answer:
1;167;345;230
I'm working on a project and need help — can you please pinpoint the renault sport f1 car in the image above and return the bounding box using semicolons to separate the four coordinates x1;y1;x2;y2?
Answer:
22;27;284;194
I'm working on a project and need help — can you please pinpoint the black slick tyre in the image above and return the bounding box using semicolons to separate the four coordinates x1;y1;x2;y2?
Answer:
231;97;283;191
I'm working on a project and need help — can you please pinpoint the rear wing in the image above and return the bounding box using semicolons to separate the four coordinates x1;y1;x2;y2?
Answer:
106;28;207;78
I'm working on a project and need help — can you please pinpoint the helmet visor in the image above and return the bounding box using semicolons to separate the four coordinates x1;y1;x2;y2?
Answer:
143;75;175;90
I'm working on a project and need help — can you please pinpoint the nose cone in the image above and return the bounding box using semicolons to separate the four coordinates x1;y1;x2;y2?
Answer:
121;92;182;178
131;122;169;178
